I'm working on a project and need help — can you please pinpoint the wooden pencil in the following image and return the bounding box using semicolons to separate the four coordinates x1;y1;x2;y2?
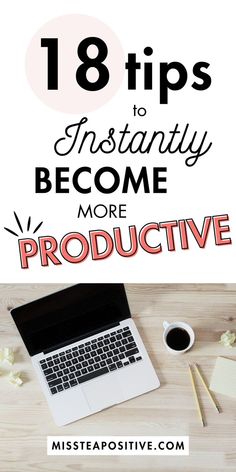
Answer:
194;363;221;413
188;364;206;427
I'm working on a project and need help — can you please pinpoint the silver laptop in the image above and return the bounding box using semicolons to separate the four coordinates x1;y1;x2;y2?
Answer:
11;284;160;426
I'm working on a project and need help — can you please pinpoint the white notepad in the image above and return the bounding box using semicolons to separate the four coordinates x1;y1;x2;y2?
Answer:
210;357;236;399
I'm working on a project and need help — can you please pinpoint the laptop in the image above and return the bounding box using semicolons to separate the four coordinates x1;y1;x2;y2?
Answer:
11;284;160;426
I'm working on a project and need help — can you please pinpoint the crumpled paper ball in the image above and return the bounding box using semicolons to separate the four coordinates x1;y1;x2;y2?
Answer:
8;371;23;386
0;347;14;365
219;330;236;347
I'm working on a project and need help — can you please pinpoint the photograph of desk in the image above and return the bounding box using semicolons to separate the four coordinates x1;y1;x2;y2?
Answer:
1;284;236;472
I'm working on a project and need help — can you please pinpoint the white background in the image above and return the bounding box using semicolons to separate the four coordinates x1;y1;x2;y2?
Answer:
0;0;235;282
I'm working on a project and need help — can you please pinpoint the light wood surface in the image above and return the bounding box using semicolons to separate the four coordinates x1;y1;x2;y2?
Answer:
0;284;236;472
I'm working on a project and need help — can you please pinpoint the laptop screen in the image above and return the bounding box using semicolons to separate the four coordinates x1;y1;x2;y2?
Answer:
11;284;131;356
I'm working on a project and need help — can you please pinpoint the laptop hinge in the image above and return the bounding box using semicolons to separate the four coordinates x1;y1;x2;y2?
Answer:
43;321;120;355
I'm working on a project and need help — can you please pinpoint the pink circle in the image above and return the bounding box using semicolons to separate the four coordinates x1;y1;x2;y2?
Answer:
26;14;124;113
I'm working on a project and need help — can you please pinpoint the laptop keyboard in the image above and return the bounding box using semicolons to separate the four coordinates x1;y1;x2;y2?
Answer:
39;326;142;395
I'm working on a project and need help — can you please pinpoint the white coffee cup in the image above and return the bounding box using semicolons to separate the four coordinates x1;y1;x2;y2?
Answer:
163;320;195;354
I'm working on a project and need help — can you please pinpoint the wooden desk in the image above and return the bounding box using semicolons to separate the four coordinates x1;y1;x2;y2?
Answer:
0;284;236;472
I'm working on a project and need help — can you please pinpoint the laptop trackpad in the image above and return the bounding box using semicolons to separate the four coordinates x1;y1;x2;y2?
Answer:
82;375;123;412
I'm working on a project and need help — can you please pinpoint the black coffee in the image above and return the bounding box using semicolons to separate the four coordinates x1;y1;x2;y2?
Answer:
166;327;190;351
